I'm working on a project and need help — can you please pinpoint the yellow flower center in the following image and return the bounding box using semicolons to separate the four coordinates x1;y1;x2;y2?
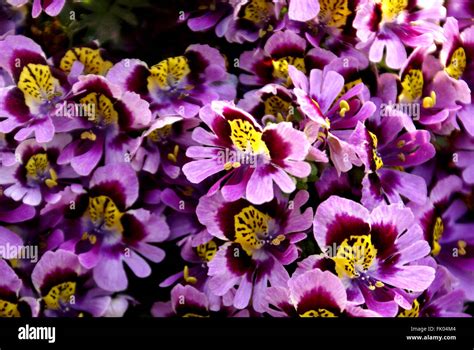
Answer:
87;196;124;233
60;47;113;75
333;234;378;279
398;299;420;317
234;205;272;255
242;0;272;23
300;309;337;317
43;281;76;310
228;119;269;155
196;240;218;262
272;56;306;86
18;63;61;109
0;299;20;317
264;95;292;121
381;0;408;21
431;217;444;256
445;47;467;80
79;92;118;125
399;69;423;103
369;131;384;171
147;56;190;91
148;125;173;142
318;0;352;28
25;153;58;187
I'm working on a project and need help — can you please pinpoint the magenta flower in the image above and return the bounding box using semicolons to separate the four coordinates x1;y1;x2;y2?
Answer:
7;0;65;18
0;35;69;143
54;75;152;176
308;196;435;316
266;268;380;317
0;134;75;206
354;0;446;69
107;44;236;119
183;101;311;204
289;65;376;174
0;259;39;317
41;163;169;292
196;190;312;311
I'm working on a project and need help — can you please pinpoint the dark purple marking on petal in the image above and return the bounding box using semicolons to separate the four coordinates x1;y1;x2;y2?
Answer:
39;268;78;296
217;199;251;241
89;181;127;211
254;58;275;83
326;214;371;246
174;301;209;317
378;170;398;197
210;115;233;148
4;88;31;123
9;50;47;82
262;128;290;167
0;286;18;303
121;213;147;246
185;50;208;83
419;208;436;243
296;287;340;315
369;3;382;32
370;222;399;261
126;64;150;96
226;243;255;275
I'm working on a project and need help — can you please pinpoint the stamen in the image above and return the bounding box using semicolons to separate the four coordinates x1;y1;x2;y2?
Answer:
167;145;179;163
397;140;406;148
80;131;97;141
45;168;58;188
271;234;286;246
397;153;406;162
183;265;197;284
458;240;466;256
422;91;437;109
339;100;350;117
431;217;444;256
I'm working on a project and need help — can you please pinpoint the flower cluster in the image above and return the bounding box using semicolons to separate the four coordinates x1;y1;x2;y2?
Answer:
0;0;472;318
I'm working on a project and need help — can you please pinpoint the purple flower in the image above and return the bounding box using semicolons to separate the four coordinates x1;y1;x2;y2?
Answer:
107;44;236;119
131;116;200;178
310;196;435;316
409;175;474;300
266;268;380;317
152;283;211;317
192;0;286;43
237;83;296;123
159;230;223;312
289;65;376;174
196;190;312;311
31;249;113;317
239;30;337;87
351;117;435;209
152;283;248;317
437;17;474;136
0;259;39;317
353;0;445;69
0;3;23;37
55;75;152;176
453;133;474;185
288;0;320;22
0;195;36;224
396;47;471;129
42;163;169;292
183;101;311;204
398;261;470;317
0;35;69;143
0;134;75;206
7;0;65;18
54;45;114;80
